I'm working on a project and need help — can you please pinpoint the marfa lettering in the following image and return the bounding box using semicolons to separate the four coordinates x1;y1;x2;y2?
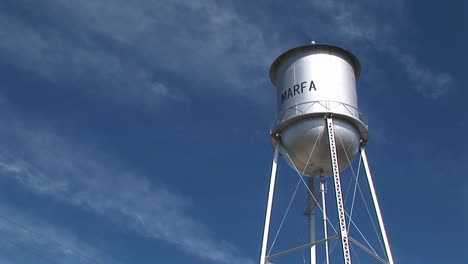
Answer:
281;80;316;104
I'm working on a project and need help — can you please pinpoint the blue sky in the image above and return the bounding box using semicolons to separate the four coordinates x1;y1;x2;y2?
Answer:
0;0;466;263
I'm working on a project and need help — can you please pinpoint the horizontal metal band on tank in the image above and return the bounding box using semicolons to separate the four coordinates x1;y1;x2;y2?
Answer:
270;100;368;142
272;100;366;126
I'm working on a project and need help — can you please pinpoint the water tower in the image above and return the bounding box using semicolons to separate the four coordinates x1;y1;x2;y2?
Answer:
259;43;394;264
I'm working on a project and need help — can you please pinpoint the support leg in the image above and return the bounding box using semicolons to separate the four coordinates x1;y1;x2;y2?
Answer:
326;117;352;264
320;176;330;264
360;147;394;264
259;142;280;264
306;177;316;264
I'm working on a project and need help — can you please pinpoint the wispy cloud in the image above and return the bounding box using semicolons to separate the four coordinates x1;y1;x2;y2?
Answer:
0;203;104;264
0;0;453;103
0;0;271;105
389;47;452;99
0;98;253;263
308;0;453;98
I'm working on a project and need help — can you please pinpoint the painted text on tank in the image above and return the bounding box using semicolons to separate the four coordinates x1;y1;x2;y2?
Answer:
281;80;316;104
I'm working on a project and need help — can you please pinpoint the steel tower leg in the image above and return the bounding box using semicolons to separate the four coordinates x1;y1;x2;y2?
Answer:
320;176;330;264
326;117;352;264
360;147;395;264
306;177;316;264
260;142;280;264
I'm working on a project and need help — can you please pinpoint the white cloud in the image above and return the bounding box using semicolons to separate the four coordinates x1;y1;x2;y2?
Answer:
308;0;453;98
145;82;190;104
0;203;104;263
0;0;272;105
0;98;253;264
390;48;452;99
0;0;454;103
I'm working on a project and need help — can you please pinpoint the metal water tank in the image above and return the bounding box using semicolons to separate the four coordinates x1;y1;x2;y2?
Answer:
270;43;368;176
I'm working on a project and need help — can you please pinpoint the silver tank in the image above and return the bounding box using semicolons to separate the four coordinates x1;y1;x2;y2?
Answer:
270;43;368;176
